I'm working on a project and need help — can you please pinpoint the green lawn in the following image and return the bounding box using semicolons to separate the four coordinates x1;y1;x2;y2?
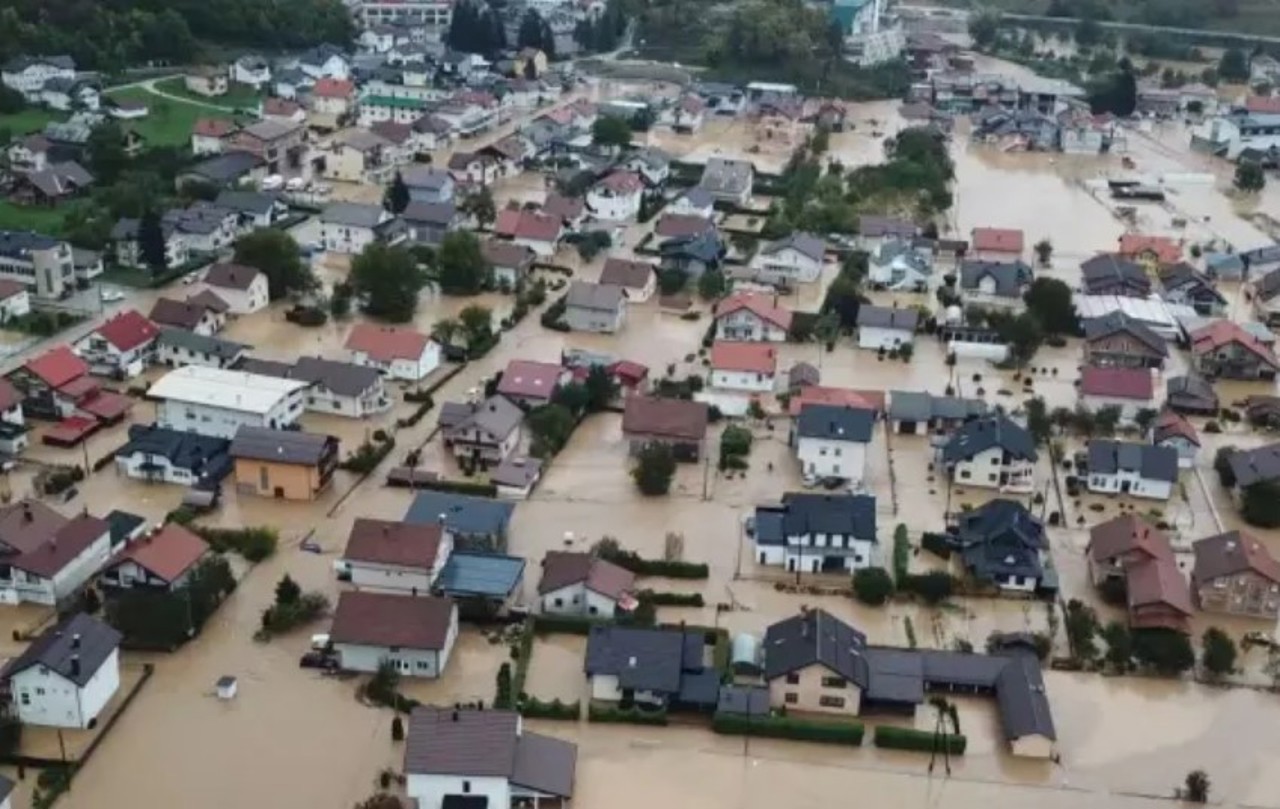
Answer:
0;200;69;235
105;87;235;148
0;107;64;137
152;77;263;111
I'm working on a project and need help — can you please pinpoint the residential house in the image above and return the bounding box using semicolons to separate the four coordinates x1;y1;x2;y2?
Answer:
226;119;305;175
654;213;715;240
12;161;94;206
0;503;112;607
749;232;825;285
584;625;719;709
499;211;561;258
939;415;1037;493
438;395;524;467
446;150;501;185
320;202;399;255
113;424;232;488
199;263;269;315
1165;374;1218;415
663;94;706;133
856;305;919;350
752;492;878;572
1079;366;1157;422
0;612;120;729
401;165;455;204
345;323;440;381
261;97;307;126
538;551;635;617
1205;251;1245;281
543;193;586;231
402;201;460;248
149;365;309;438
190;118;240;155
359;95;429;127
403;490;516;551
714;293;792;342
213;190;288;233
563;282;627;333
1152;409;1200;469
1086;515;1192;633
1085;440;1179;500
8;134;51;172
699;156;753;205
330;591;457;677
311;78;357;116
327;129;395;183
160;203;239;256
970;227;1025;261
1080;254;1151;297
298;45;352;81
759;608;866;716
659;230;726;280
0;230;75;299
1158;262;1226;316
99;523;212;591
148;294;228;337
708;342;777;394
1191;531;1280;620
403;706;576;809
339;518;450;595
621;396;708;460
623;148;671;187
669;187;714;219
231;56;272;90
0;281;28;324
952;499;1051;593
1241;244;1280;280
1;55;75;100
491;456;543;500
6;346;93;419
178;152;267;191
230;426;338;501
72;309;159;379
887;391;987;435
482;240;535;290
0;379;26;456
868;239;932;291
38;78;99;112
154;329;247;370
959;259;1033;308
496;360;567;408
1190;320;1279;380
184;68;227;98
599;258;656;303
242;356;392;419
1118;234;1181;269
1081;311;1167;369
1252;267;1280;325
586;171;644;221
857;215;919;251
790;404;875;483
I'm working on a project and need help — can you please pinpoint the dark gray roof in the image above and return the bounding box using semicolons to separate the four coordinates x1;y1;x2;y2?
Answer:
794;403;875;442
117;424;232;483
156;328;247;360
763;609;869;687
1227;442;1280;488
1159;262;1225;302
0;229;63;258
699;156;753;195
994;654;1056;740
403;200;457;226
442;395;523;441
187;151;266;184
1087;439;1178;483
293;356;383;397
856;304;918;330
959;259;1033;297
229;426;335;465
510;729;577;797
214;190;280;215
955;499;1046;583
760;232;825;263
401;165;452;190
752;505;787;547
862;647;926;703
1081;311;1167;356
105;510;146;547
1080;253;1150;293
321;201;385;228
1256;267;1280;301
858;215;918;239
777;492;877;541
0;612;121;687
1166;374;1218;407
679;187;713;209
888;391;987;422
404;491;514;536
941;415;1037;464
566;281;625;312
584;625;688;694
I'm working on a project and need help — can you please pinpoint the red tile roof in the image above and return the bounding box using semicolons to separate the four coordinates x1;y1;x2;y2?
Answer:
597;171;644;195
345;323;432;362
788;386;885;416
370;120;412;144
193;118;237;138
1079;366;1154;400
710;342;776;374
1127;556;1194;630
343;518;443;570
538;551;635;598
1246;95;1280;114
497;360;563;400
494;206;522;238
1190;320;1278;368
12;514;109;579
1118;234;1181;264
24;346;88;388
329;591;455;650
262;97;302;117
110;523;209;583
95;309;159;352
0;279;26;301
716;292;793;331
513;211;562;243
312;78;355;98
622;395;708;441
970;227;1024;254
543;193;584;222
1087;514;1172;565
1153;409;1199;447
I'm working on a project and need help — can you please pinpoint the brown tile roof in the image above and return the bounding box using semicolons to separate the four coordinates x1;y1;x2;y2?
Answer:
13;514;109;578
109;523;209;583
203;262;263;291
597;170;644;195
0;279;25;302
788;386;885;416
1126;556;1194;627
622;396;708;442
1087;514;1171;565
496;359;562;400
188;289;230;313
543;193;584;222
345;323;432;362
654;213;714;239
312;78;355;98
1153;409;1199;447
193;118;237;138
342;518;442;570
1079;366;1154;400
599;258;655;290
538;551;635;598
330;591;454;650
716;292;793;331
370;120;413;145
481;239;535;270
710;341;776;374
0;501;67;554
1193;530;1280;586
94;309;159;352
23;346;89;388
1118;234;1181;264
513;211;562;243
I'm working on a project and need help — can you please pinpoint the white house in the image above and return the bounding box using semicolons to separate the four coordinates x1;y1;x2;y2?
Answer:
320;202;395;255
537;551;636;618
404;708;577;809
199;263;269;315
959;259;1033;309
345;323;441;381
99;523;211;591
340;518;451;594
939;415;1038;494
154;329;247;371
1085;440;1178;500
669;187;714;219
0;508;113;608
72;309;158;379
1152;410;1199;470
585;170;644;221
298;46;352;81
856;305;919;351
1;612;120;729
790;403;875;484
148;365;309;439
330;591;458;678
868;239;932;291
439;395;524;467
1;55;75;100
750;232;826;284
1079;367;1157;423
114;424;231;488
230;56;272;90
708;342;777;393
752;492;879;573
0;280;32;324
714;293;792;342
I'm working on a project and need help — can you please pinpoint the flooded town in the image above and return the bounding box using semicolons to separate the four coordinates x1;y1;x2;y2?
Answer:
1;0;1280;808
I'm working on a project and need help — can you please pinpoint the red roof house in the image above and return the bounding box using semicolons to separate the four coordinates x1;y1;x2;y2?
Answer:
23;346;89;391
345;324;439;381
710;342;777;375
714;293;793;338
1118;234;1181;265
970;227;1025;257
1190;320;1279;379
312;78;355;98
193;118;237;139
1079;366;1154;401
496;359;566;405
104;523;211;590
90;309;159;353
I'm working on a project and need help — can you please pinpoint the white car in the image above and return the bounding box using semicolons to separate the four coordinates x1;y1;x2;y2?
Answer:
99;288;125;303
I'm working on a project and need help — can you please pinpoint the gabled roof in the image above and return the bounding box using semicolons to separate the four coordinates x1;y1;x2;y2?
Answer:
1190;320;1279;368
543;193;585;222
970;227;1024;254
1166;373;1217;407
1079;366;1154;400
345;323;432;362
1118;234;1181;264
343;518;443;571
565;281;625;313
654;213;715;239
115;424;232;479
794;403;875;442
0;612;120;688
1087;439;1178;483
584;625;691;693
149;297;220;330
1087;514;1172;565
154;328;247;360
321;201;385;228
404;491;514;536
22;346;88;388
330;591;454;650
312;77;355;98
1193;530;1280;586
497;359;562;400
109;523;209;583
1153;409;1199;447
93;309;159;352
538;551;635;598
229;426;335;465
941;415;1036;463
888;391;987;423
710;342;775;374
959;259;1033;297
1080;253;1150;293
955;499;1047;582
481;239;535;270
622;395;708;441
442;395;524;442
203;262;263;291
599;258;655;290
760;232;825;263
763;608;869;686
1081;311;1167;355
716;292;792;330
856;304;918;331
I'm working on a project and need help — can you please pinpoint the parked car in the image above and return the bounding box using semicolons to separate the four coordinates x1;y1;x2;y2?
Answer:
100;288;125;303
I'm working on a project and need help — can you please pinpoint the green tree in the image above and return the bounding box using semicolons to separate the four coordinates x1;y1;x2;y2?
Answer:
1134;407;1159;435
1242;479;1280;527
458;304;493;350
275;574;301;607
592;115;633;150
0;85;24;115
350;243;425;322
1214;446;1238;487
437;231;490;295
1076;16;1103;47
719;424;753;469
1201;627;1237;679
852;567;895;606
137;209;167;271
697;267;727;300
527;404;576;458
87;121;129;183
1023;277;1076;334
908;571;954;605
1132;628;1195;675
1218;48;1250;82
233;229;316;300
1033;239;1053;267
552;381;590;416
1184;770;1210;803
384;171;410;214
968;10;1001;49
1094;405;1122;437
989;310;1043;365
632;442;676;496
583;364;616;412
822;274;865;330
431;317;461;348
1025;396;1052;446
1101;620;1132;670
459;186;496;230
330;281;353;318
1065;598;1100;662
1235;160;1266;193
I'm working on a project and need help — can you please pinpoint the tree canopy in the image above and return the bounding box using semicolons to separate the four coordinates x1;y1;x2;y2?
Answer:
633;442;676;495
591;115;633;149
233;229;315;300
384;172;410;214
447;0;507;56
1218;48;1250;82
436;231;491;296
1023;277;1077;335
350;243;425;323
1236;160;1266;193
517;10;556;60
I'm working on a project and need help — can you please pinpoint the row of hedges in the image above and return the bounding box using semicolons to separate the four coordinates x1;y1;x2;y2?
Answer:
519;697;580;720
339;436;396;474
596;547;710;579
712;714;865;746
401;477;498;497
396;396;434;429
588;704;668;726
873;725;966;754
920;532;952;560
637;590;705;607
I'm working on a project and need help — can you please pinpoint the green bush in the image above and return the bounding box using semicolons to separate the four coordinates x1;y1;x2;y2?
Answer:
396;397;435;428
713;713;864;745
873;725;966;754
258;592;329;639
588;704;668;725
340;436;396;474
595;546;710;579
852;567;895;606
519;697;580;720
192;525;278;561
637;590;705;607
920;532;952;560
892;525;910;583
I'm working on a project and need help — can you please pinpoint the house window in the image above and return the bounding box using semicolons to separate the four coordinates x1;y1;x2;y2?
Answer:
785;673;800;685
35;688;45;696
462;781;471;793
821;676;846;689
991;457;1000;465
19;692;28;706
819;695;846;708
784;693;798;704
554;597;563;606
959;470;971;480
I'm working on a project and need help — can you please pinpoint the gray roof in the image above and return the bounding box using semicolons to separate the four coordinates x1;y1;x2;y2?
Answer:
760;231;825;263
994;654;1056;740
795;403;875;442
187;152;266;184
403;200;457;226
0;612;121;687
941;415;1037;464
1227;443;1280;488
292;356;384;397
584;625;689;694
959;259;1033;297
776;492;877;541
404;491;514;536
321;201;385;228
214;190;281;215
116;424;232;482
1255;268;1280;301
679;186;713;209
1166;374;1217;408
241;119;300;141
491;456;542;488
763;609;869;687
435;552;526;598
22;161;93;197
1087;439;1178;483
401;165;452;190
565;281;625;313
858;215;918;239
717;684;771;718
699;156;754;195
442;395;523;442
888;391;987;422
954;499;1046;583
0;229;63;259
1081;311;1167;356
229;426;334;465
856;304;918;331
1080;253;1150;293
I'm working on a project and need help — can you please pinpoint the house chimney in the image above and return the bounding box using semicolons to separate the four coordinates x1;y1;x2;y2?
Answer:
70;655;80;679
72;633;81;650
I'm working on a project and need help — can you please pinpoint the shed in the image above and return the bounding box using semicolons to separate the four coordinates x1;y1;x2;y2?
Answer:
730;632;762;676
216;675;238;700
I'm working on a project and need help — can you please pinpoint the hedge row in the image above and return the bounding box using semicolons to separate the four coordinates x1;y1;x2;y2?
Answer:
872;725;966;754
588;704;668;726
598;548;710;579
637;590;705;607
403;478;498;498
519;697;580;720
712;714;865;746
396;396;435;428
532;614;604;636
920;532;952;560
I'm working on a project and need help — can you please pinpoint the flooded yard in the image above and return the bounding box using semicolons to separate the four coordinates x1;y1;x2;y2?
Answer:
523;634;587;705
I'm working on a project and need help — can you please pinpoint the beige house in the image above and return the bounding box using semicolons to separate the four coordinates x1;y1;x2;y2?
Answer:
1191;531;1280;620
185;68;228;98
763;610;862;717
